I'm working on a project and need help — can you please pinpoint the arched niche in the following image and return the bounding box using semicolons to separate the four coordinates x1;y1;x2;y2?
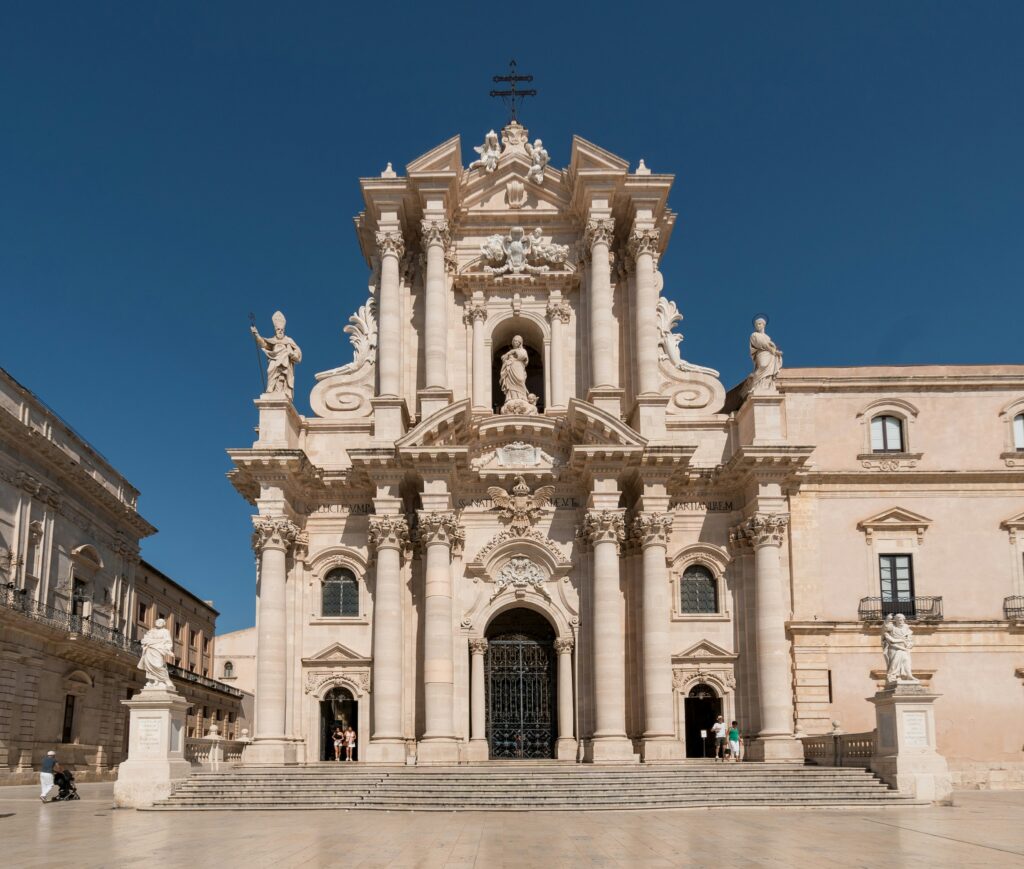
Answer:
488;313;548;414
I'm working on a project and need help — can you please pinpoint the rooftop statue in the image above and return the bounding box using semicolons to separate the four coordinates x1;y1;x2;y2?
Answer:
882;614;918;685
525;138;549;184
469;130;501;173
251;311;302;399
498;336;538;415
741;316;783;397
138;618;174;691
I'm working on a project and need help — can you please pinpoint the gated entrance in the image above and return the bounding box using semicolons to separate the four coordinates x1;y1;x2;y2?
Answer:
485;608;556;759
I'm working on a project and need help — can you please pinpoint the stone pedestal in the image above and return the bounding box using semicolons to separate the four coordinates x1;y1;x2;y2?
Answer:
744;735;806;763
113;687;191;808
241;738;298;766
870;683;951;802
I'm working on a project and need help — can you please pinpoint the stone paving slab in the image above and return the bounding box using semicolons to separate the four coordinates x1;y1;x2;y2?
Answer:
2;783;1023;867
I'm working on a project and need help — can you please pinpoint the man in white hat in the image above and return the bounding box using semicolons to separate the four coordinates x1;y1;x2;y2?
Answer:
40;750;60;802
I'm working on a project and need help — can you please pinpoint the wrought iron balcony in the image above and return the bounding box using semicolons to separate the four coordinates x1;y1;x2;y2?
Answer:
858;596;943;622
0;585;242;698
1005;596;1024;620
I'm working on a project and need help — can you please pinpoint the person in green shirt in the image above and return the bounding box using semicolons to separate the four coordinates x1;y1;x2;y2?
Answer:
728;721;741;762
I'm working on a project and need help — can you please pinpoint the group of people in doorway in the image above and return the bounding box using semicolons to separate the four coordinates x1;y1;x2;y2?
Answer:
711;716;742;761
331;725;357;761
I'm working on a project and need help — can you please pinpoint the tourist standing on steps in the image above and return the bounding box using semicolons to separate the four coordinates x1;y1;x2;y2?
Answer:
40;750;60;802
712;716;728;761
344;726;356;762
728;721;741;762
332;726;344;762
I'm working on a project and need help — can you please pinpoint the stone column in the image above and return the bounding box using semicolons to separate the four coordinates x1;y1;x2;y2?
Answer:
421;218;451;391
468;638;489;760
245;516;299;765
584;218;616;390
365;514;409;763
465;301;489;411
628;229;661;396
632;512;684;761
546;298;571;409
554;637;577;759
584;509;635;762
374;229;405;397
417;510;463;763
733;513;803;762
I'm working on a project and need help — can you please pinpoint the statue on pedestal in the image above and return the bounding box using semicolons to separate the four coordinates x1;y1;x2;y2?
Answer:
499;336;538;415
469;130;501;173
742;316;783;396
882;613;918;684
251;311;302;398
138;618;174;690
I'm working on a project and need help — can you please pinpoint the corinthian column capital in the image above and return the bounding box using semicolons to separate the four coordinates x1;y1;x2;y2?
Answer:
627;227;660;259
375;229;405;259
463;301;488;324
630;512;673;548
546;299;572;324
583;509;626;548
368;514;410;551
553;637;575;655
469;638;489;655
417;511;465;550
731;513;790;549
583;217;615;249
251;517;300;553
420;217;451;248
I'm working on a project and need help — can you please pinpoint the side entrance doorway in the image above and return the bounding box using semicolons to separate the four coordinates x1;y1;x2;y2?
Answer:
684;682;723;758
485;608;557;759
320;686;358;761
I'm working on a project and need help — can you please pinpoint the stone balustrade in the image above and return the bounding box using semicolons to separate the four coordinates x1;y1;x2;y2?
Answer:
801;731;875;768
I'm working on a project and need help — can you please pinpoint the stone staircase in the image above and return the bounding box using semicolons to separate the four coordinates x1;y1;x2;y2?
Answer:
148;762;924;811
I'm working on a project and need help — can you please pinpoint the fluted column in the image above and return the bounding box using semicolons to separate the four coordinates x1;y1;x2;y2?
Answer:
469;638;488;747
245;516;298;765
628;229;661;396
584;509;635;762
417;510;463;763
465;301;489;411
731;513;802;762
554;637;576;758
546;298;571;409
584;218;616;390
632;512;684;760
365;515;409;762
421;218;450;391
375;230;405;397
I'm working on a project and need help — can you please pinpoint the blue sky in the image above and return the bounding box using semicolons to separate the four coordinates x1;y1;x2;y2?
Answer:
2;2;1021;632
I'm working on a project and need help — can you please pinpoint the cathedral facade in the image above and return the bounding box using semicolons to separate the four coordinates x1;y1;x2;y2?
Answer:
229;124;1024;784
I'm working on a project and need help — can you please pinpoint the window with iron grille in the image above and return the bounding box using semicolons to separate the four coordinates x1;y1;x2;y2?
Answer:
879;554;914;612
681;564;718;614
871;415;904;452
322;568;359;617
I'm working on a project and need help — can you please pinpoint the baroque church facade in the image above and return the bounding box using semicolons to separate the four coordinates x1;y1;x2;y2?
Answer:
229;123;1024;783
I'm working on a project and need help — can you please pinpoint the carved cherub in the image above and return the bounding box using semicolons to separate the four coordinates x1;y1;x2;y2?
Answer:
469;130;501;173
524;138;549;184
488;475;555;532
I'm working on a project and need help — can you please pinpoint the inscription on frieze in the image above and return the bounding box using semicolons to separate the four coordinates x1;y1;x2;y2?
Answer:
671;500;735;513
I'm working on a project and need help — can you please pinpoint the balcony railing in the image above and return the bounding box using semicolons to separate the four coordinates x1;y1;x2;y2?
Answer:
858;596;944;622
1;585;242;698
1005;596;1024;620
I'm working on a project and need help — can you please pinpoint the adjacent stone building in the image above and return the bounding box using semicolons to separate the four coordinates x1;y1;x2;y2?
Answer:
228;123;1024;785
0;367;242;782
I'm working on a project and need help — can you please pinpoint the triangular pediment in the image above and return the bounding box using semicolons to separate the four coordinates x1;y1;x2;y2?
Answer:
303;643;369;665
1001;511;1024;530
673;640;737;663
857;507;933;533
460;157;570;215
569;135;630;174
406;135;463;174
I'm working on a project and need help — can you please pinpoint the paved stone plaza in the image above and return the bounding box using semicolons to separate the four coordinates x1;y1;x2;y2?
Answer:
2;784;1023;868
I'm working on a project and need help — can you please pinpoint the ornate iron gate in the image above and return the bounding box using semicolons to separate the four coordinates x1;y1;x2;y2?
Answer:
486;632;556;758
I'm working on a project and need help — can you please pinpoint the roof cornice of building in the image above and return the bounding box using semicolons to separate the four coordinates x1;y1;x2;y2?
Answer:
778;364;1024;392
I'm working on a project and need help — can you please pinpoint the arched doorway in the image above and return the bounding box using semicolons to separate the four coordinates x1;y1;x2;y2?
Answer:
485;608;556;758
492;339;545;414
320;686;358;761
684;682;723;758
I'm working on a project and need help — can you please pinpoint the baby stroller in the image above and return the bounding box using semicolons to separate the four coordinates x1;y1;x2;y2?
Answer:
52;769;80;801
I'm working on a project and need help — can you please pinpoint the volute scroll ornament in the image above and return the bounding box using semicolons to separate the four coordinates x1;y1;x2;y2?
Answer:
251;517;300;553
583;217;615;248
583;510;627;548
630;512;674;548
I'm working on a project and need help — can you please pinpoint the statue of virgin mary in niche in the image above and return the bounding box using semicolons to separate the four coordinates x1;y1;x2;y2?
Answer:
499;336;538;415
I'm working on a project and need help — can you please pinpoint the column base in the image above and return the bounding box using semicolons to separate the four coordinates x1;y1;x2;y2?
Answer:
363;739;407;764
586;736;638;764
744;735;805;763
555;738;579;761
242;738;299;766
467;739;490;762
416;739;461;765
418;388;454;421
641;737;686;762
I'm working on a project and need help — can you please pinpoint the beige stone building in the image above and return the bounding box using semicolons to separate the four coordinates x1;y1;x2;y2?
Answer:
229;124;1024;785
0;368;243;782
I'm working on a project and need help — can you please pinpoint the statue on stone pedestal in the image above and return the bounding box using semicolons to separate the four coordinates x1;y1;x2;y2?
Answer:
251;310;302;398
469;130;501;173
742;316;783;396
137;618;174;690
882;613;918;685
499;336;538;415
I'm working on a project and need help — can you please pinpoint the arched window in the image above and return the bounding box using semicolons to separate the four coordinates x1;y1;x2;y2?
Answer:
870;415;904;452
322;568;359;617
1015;413;1024;451
681;564;718;614
222;661;234;678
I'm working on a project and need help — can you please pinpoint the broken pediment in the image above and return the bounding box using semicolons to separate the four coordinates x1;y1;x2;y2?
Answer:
302;642;370;666
672;640;738;663
568;135;631;175
405;134;463;175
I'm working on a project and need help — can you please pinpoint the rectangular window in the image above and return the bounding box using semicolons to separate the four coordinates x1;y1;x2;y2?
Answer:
871;416;904;452
203;638;210;653
1014;413;1024;450
176;623;184;640
827;670;833;704
879;554;915;617
71;579;89;617
190;630;198;648
62;695;76;743
137;601;148;623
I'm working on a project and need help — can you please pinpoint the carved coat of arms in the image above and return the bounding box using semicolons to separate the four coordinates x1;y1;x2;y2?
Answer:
488;475;555;532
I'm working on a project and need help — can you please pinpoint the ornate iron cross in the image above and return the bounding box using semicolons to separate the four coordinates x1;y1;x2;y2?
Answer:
490;59;536;122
